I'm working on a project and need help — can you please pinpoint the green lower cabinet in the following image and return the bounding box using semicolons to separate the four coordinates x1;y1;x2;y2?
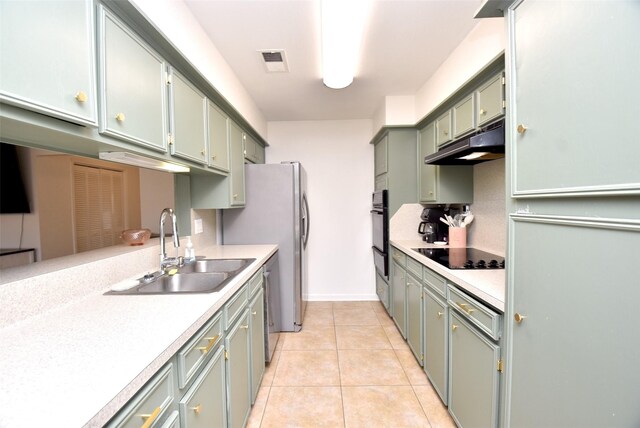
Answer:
225;309;251;428
249;288;265;404
391;260;406;338
375;272;390;313
405;274;423;364
161;410;180;428
448;311;500;428
423;287;448;405
179;345;226;427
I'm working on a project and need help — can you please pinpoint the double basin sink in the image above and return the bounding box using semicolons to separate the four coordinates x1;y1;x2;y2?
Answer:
108;258;256;295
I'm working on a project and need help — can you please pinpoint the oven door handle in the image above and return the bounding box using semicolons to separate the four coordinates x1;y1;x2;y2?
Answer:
370;209;383;214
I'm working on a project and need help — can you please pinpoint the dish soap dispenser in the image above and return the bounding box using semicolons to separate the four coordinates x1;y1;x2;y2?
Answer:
184;237;196;262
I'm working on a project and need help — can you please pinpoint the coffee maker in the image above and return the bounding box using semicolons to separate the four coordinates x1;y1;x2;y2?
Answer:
418;207;447;243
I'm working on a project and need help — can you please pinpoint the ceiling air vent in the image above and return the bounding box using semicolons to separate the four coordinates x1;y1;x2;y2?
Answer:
259;49;289;73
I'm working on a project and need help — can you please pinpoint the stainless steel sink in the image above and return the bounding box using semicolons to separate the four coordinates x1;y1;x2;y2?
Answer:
106;258;256;295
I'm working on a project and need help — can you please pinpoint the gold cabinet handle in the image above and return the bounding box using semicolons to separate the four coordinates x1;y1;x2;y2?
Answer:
140;406;161;428
75;91;88;103
233;194;238;199
240;324;249;329
443;130;449;135
115;112;126;122
452;324;458;331
252;311;257;316
514;313;527;324
196;334;220;354
456;301;475;315
517;124;527;134
211;154;217;160
437;311;443;318
190;403;202;415
479;108;486;115
200;150;205;156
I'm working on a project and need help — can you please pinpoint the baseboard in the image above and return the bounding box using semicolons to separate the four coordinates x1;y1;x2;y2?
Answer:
305;293;379;301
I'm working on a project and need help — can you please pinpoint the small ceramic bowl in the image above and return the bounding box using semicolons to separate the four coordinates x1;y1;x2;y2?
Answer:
121;229;151;246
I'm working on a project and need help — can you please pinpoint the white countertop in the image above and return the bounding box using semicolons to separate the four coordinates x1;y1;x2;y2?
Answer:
391;240;505;312
0;244;277;428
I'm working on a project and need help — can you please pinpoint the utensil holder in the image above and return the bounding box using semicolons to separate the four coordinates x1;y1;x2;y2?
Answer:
449;227;467;248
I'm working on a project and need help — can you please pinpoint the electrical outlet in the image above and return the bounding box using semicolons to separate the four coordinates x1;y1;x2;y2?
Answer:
194;218;203;234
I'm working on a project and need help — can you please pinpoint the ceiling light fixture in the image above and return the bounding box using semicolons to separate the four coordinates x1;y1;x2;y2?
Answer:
99;152;190;173
321;0;372;89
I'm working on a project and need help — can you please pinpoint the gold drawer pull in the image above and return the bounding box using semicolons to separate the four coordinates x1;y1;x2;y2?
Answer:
514;313;527;324
452;324;458;331
457;302;475;315
115;112;126;122
211;154;217;160
140;406;161;428
437;311;443;318
252;311;257;316
240;324;249;330
233;194;238;199
191;403;202;415
75;91;88;103
196;334;220;354
517;124;527;134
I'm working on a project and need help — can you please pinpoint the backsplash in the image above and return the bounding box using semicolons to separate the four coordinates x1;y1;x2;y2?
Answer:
389;159;506;256
467;159;506;255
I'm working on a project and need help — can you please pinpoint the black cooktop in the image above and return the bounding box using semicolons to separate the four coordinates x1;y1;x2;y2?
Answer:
412;247;505;270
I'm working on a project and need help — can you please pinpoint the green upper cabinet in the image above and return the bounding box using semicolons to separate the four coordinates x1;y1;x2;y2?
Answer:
230;123;246;206
418;123;473;204
97;5;168;152
475;72;504;128
374;135;388;176
435;110;453;147
511;0;639;196
168;68;207;165
243;133;265;164
0;0;97;126
207;101;230;173
453;94;475;138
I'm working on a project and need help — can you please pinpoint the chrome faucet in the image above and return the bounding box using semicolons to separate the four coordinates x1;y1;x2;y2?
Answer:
159;208;182;270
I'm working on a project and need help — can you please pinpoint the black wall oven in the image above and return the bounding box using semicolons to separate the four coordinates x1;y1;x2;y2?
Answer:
371;190;389;278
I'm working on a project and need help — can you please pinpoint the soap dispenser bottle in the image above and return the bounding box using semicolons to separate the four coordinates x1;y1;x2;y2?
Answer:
185;237;195;262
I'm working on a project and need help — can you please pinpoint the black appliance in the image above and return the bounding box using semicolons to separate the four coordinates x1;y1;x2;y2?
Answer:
1;143;31;214
424;120;505;165
413;247;505;270
371;190;388;278
418;207;447;243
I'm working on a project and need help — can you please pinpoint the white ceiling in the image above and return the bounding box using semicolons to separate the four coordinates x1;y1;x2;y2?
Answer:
183;0;483;122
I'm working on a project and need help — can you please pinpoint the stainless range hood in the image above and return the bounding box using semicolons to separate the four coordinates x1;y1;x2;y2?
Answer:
424;120;505;165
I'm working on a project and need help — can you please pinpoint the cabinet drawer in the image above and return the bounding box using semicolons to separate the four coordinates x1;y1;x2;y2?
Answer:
225;284;248;329
176;311;223;389
423;267;446;298
391;248;406;266
447;285;502;340
107;363;175;428
406;257;423;280
248;268;264;298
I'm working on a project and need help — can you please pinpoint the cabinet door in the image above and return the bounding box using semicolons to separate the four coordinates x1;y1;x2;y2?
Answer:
405;274;423;364
391;261;406;338
418;123;437;203
228;121;245;206
243;134;256;163
375;272;390;312
255;143;266;164
453;94;475;138
98;6;168;152
225;310;251;428
449;311;500;428
179;345;226;428
435;111;452;147
475;73;504;127
207;101;230;172
374;135;388;176
249;288;265;404
169;69;207;164
511;1;640;196
423;288;448;404
0;0;97;126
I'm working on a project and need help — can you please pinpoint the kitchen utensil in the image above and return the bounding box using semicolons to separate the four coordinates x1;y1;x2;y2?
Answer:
462;213;474;227
121;229;151;246
446;214;455;227
440;217;451;227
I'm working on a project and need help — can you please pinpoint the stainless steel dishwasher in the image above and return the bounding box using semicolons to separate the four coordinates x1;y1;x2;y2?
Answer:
263;253;280;362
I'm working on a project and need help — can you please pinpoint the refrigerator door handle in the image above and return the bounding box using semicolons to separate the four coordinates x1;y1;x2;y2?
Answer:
302;193;310;249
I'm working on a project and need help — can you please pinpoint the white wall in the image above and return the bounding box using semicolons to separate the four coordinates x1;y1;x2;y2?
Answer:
266;120;376;301
130;0;268;139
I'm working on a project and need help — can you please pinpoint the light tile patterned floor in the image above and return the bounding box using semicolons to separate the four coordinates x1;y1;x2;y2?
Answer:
247;301;456;428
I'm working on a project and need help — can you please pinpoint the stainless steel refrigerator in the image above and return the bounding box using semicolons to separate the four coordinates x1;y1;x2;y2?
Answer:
222;162;309;332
